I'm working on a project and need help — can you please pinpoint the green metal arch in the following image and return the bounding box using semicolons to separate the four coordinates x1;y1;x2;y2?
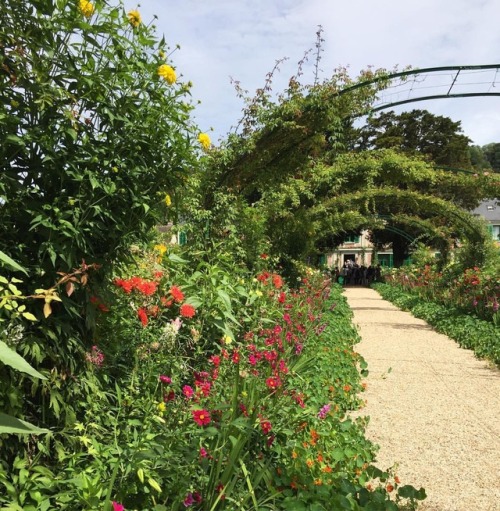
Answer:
337;64;500;113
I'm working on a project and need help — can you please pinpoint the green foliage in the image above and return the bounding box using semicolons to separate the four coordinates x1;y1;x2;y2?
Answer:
0;0;197;278
482;142;500;172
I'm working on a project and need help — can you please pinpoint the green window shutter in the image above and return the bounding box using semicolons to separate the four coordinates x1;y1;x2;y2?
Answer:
487;224;494;239
178;231;187;246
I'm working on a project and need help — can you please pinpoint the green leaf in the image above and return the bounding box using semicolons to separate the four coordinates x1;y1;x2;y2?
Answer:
22;312;38;321
0;251;28;275
0;340;46;379
0;412;48;435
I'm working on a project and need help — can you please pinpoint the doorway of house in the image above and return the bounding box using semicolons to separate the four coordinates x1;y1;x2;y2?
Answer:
343;254;355;265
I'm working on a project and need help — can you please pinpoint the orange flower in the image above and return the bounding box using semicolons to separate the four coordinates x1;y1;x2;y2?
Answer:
292;451;298;459
394;476;401;484
322;466;332;473
180;304;196;318
306;459;314;468
313;479;322;486
343;384;351;392
317;453;324;463
386;484;394;492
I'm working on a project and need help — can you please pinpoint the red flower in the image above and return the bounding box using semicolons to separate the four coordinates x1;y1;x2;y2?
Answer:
260;420;272;435
169;285;185;303
160;296;173;307
272;274;283;289
163;390;175;402
265;376;281;390
180;304;196;318
278;292;286;303
209;355;221;367
137;307;148;327
192;409;211;426
159;375;172;384
260;253;268;259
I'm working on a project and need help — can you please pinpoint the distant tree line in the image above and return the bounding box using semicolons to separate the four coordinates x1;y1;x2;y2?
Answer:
350;109;500;172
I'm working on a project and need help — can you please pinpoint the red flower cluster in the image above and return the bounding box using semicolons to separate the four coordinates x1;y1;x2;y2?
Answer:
114;276;158;295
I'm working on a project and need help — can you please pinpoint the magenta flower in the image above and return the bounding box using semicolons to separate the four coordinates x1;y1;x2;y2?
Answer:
159;375;172;384
183;385;194;398
112;502;125;511
183;493;194;507
317;403;331;419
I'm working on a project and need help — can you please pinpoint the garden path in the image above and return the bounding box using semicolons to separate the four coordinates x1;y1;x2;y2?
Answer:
344;286;500;511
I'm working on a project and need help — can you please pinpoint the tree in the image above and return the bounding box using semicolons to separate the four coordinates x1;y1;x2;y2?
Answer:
469;145;492;171
354;109;472;168
482;142;500;172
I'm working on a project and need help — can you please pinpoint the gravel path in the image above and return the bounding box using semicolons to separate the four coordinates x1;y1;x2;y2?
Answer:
344;286;500;511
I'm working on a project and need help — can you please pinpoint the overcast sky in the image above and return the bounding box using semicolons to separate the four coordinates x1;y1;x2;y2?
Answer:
139;0;500;146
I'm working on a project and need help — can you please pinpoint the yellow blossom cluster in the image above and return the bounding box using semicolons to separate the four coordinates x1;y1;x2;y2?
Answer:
78;0;94;18
158;64;176;85
198;132;211;151
164;194;172;207
127;9;141;27
153;244;167;256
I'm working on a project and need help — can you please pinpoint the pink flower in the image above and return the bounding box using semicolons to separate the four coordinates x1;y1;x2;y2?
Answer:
112;502;124;511
317;403;331;419
183;385;194;398
199;447;208;458
159;375;172;384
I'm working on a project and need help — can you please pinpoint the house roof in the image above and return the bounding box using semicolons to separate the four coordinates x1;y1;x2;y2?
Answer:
471;199;500;222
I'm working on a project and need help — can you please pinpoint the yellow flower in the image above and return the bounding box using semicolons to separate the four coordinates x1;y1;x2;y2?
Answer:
164;194;172;207
198;133;211;151
157;402;166;413
255;290;263;297
223;335;232;345
158;64;176;85
154;244;167;255
78;0;94;18
127;9;141;27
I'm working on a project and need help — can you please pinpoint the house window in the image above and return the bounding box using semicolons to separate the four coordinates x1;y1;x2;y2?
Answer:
344;235;360;244
491;225;500;241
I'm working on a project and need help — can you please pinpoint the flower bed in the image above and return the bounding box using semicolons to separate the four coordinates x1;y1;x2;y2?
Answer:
0;249;425;510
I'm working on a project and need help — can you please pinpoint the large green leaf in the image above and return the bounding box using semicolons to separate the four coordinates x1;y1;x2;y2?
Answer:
0;251;28;275
0;412;48;435
0;340;46;379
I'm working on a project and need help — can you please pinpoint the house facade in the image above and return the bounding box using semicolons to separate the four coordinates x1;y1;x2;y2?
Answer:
471;199;500;247
325;199;500;270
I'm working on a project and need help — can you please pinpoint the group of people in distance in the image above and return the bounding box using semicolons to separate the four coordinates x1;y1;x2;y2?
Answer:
331;260;382;286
